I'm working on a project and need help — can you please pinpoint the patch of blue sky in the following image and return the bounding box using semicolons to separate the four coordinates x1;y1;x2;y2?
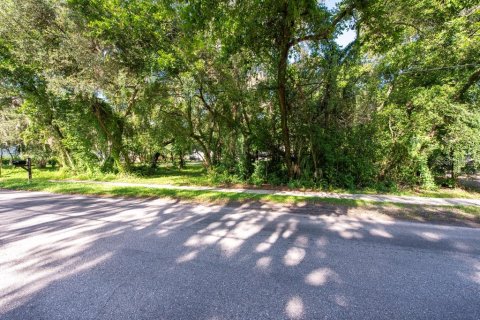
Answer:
322;0;356;48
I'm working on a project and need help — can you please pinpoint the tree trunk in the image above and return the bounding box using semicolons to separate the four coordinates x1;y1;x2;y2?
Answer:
92;101;130;173
277;2;293;179
186;100;213;169
179;151;185;169
38;159;47;168
52;124;75;169
151;152;161;169
201;146;213;169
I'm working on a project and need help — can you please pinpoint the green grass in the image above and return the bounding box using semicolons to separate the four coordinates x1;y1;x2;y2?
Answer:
1;163;480;200
376;187;480;199
453;205;480;216
2;165;480;226
324;183;480;199
0;167;366;206
71;163;213;186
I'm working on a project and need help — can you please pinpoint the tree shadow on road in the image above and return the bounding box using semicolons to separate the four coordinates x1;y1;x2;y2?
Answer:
1;192;479;319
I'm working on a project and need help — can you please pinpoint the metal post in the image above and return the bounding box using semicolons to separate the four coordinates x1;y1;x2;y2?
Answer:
27;157;32;182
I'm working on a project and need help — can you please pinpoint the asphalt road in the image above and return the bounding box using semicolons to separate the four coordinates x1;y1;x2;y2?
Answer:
1;190;479;320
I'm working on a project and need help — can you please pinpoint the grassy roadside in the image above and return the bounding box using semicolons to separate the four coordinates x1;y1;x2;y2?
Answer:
1;166;480;226
0;173;369;206
2;164;480;198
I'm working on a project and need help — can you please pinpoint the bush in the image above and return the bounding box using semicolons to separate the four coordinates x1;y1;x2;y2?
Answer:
48;159;58;168
249;160;267;186
208;166;243;185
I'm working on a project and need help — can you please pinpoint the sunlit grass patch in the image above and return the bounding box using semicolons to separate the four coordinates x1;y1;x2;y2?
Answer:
0;166;377;207
1;164;480;205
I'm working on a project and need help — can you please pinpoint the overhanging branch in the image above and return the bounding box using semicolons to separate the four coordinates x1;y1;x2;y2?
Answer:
456;68;480;101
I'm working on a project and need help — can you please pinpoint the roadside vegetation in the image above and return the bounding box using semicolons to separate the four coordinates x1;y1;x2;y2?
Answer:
2;163;480;199
2;164;480;226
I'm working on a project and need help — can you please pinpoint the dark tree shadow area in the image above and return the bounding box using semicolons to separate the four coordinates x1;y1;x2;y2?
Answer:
1;191;479;320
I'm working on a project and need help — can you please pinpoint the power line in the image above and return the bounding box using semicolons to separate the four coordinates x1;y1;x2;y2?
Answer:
399;63;480;74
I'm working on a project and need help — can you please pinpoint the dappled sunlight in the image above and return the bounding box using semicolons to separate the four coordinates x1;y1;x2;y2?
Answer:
282;218;299;239
176;250;199;263
316;236;329;247
106;208;160;230
369;228;393;239
0;214;116;312
222;216;264;240
255;256;272;270
1;194;232;314
316;211;396;226
1;191;479;319
181;208;271;258
453;241;470;251
332;228;362;239
305;268;340;286
323;217;365;239
156;213;204;229
474;269;480;284
474;272;480;284
225;220;236;227
206;227;230;238
184;234;218;247
204;221;223;230
283;247;306;267
418;231;442;241
285;295;304;319
255;223;284;253
453;257;480;288
218;237;245;257
190;205;216;215
1;253;112;312
294;235;309;247
466;260;480;285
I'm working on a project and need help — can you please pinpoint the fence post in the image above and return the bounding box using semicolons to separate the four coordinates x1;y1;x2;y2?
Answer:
27;157;32;182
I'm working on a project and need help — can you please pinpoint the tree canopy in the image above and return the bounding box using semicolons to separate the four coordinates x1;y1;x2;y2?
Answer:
1;0;479;189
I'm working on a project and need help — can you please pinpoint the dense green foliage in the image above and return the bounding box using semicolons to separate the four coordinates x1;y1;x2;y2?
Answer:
1;0;479;189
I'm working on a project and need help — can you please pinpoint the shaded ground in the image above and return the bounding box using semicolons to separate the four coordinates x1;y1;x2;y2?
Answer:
1;190;479;319
459;175;480;192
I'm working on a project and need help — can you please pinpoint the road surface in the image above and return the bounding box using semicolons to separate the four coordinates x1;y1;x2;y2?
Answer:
1;190;479;319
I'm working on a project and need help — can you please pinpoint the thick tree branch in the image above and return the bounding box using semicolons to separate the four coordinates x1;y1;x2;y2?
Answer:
124;85;140;118
196;85;215;115
456;68;480;101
